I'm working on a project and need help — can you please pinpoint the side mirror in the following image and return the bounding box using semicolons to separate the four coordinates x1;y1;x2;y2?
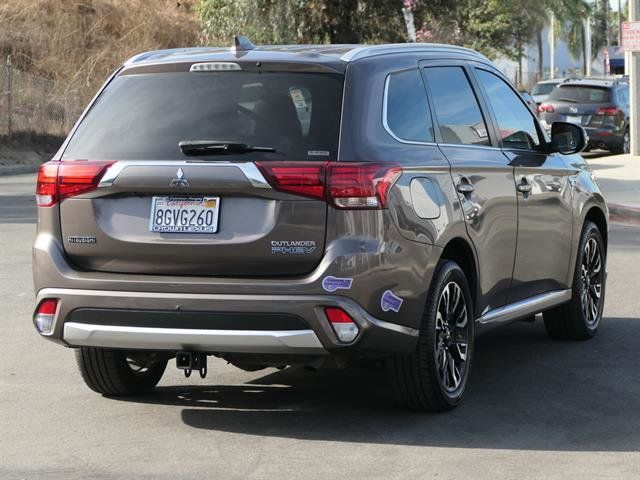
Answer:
550;122;588;154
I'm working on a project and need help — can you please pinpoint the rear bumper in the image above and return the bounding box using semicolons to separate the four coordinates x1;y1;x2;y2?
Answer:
35;287;418;356
584;126;624;150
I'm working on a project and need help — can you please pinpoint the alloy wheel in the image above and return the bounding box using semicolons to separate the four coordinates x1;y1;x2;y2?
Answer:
580;237;603;328
623;130;630;154
435;281;470;394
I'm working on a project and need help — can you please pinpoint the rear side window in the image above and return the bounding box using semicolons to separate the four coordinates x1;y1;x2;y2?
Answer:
531;82;558;95
384;69;434;143
476;69;541;151
422;66;490;146
63;71;343;161
548;85;611;103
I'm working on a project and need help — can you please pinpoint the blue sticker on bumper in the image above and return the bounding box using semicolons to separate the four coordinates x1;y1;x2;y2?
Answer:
322;276;353;292
381;290;403;313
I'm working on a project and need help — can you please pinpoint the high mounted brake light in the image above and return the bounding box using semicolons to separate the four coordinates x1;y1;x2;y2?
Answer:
36;161;115;207
255;161;401;210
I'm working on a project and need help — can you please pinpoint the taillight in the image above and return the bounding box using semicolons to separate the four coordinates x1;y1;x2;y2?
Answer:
327;163;402;209
595;107;620;116
255;161;325;200
255;161;401;210
36;160;115;207
35;162;59;207
33;298;59;335
325;307;359;342
538;104;554;113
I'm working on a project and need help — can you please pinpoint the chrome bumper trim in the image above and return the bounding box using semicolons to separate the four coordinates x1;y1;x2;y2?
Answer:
63;323;326;354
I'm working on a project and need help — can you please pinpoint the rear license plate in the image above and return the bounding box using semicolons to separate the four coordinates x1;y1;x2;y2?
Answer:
150;196;220;233
565;115;582;124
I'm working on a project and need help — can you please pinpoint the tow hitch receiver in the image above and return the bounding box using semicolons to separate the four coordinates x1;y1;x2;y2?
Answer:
176;351;207;378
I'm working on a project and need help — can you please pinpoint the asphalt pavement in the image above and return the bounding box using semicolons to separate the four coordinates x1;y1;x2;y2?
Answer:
1;171;639;479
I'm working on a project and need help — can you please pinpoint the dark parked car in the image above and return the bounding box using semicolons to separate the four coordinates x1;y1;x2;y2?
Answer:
537;77;630;153
33;37;608;412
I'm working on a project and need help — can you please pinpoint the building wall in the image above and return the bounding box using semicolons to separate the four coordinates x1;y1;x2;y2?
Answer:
493;25;606;88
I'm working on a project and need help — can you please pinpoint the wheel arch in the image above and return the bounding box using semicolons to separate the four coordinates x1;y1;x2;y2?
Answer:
439;237;479;318
583;205;608;252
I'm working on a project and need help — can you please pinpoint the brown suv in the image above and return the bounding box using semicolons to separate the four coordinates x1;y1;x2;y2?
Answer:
32;38;608;411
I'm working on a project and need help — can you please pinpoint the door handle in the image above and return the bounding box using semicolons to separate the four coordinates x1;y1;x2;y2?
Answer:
456;181;474;194
517;180;532;194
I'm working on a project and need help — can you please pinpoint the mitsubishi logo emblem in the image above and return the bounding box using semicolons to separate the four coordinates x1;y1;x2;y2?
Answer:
169;168;189;187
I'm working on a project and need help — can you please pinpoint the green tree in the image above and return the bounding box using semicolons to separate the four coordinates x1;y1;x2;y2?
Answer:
196;0;407;45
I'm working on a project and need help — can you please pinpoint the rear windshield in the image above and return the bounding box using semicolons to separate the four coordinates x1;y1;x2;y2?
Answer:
62;71;344;161
548;85;611;103
531;82;558;95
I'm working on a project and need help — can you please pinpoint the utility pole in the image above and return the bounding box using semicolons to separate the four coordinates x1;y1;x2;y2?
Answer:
550;13;556;78
605;0;611;46
585;18;592;76
4;55;11;135
618;0;623;45
626;0;640;155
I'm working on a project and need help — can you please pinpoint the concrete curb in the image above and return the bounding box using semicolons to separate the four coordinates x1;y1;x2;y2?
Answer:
609;203;640;226
0;164;39;176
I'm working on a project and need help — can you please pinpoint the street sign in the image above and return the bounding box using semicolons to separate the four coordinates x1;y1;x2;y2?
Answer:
622;21;640;52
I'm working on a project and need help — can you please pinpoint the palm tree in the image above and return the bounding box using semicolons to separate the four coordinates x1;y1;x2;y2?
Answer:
557;0;592;75
534;0;590;79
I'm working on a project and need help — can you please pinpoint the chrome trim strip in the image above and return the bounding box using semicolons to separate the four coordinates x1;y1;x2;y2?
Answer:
477;289;572;325
382;74;437;147
367;317;419;337
63;323;326;354
98;161;271;189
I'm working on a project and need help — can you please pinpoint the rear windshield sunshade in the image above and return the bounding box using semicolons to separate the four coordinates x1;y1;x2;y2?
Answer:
62;71;344;161
548;85;611;104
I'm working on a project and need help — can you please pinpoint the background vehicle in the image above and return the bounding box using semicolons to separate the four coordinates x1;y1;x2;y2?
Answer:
537;77;630;153
531;78;564;104
32;38;608;412
519;90;537;113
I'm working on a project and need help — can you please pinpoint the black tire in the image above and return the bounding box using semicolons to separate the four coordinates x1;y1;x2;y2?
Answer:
543;221;605;340
75;347;167;396
613;128;630;154
388;260;474;412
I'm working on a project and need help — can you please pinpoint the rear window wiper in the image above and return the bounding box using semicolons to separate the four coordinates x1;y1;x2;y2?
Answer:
554;98;579;103
179;140;276;155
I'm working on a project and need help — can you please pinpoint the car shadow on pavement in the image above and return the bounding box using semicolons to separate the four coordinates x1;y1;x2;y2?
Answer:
123;318;640;451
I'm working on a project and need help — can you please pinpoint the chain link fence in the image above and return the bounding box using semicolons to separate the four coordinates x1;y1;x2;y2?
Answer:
0;55;84;137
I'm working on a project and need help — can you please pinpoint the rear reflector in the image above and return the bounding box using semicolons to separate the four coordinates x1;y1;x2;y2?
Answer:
325;307;359;343
255;161;401;210
36;160;115;207
34;298;59;335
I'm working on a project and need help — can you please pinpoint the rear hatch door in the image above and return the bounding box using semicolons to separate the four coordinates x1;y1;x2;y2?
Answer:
546;84;613;126
58;63;343;276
